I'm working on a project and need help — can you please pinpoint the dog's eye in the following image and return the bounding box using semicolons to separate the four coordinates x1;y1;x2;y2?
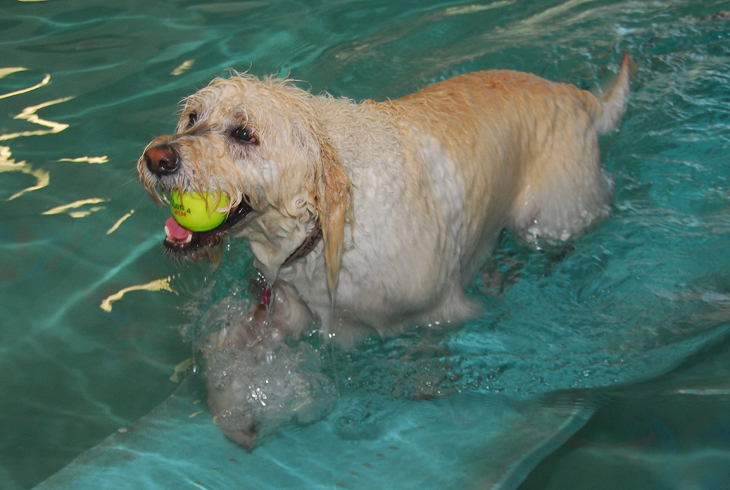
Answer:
187;112;197;128
232;126;257;144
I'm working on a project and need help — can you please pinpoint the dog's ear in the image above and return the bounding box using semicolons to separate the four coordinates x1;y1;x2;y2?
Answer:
314;134;351;294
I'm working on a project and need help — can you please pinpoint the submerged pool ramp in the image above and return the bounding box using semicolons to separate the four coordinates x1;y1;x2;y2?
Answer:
34;378;591;490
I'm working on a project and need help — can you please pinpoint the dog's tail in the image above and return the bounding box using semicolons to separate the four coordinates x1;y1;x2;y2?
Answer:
591;54;634;135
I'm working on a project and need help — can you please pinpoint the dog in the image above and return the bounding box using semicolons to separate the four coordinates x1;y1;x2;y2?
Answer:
138;56;631;446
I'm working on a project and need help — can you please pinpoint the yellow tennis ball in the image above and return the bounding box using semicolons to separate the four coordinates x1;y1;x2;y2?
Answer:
170;190;229;232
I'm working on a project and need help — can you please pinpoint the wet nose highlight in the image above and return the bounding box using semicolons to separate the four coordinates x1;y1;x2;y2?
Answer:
144;145;179;176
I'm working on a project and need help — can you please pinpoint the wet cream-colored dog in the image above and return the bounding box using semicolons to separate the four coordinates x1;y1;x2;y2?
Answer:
139;57;630;443
140;57;631;346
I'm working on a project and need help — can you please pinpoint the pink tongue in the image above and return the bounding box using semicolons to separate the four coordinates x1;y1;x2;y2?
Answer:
165;216;193;241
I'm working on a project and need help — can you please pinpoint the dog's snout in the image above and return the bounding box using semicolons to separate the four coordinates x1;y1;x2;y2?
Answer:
144;145;179;176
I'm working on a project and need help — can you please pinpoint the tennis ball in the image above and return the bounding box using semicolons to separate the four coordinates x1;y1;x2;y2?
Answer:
170;190;229;232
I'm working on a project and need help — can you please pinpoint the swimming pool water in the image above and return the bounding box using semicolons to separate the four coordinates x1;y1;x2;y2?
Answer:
2;0;730;488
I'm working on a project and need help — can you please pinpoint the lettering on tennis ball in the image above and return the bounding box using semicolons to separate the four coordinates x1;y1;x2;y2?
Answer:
170;190;229;232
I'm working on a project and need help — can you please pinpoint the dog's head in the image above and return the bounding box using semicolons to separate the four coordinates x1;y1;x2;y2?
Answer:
138;74;351;291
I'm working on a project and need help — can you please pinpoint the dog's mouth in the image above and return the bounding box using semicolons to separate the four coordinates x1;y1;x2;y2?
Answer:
163;199;253;257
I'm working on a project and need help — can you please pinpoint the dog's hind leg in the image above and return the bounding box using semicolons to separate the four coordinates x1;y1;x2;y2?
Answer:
507;126;612;243
507;56;631;243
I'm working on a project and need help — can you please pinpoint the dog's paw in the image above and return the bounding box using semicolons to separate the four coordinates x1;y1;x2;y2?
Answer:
203;328;336;448
217;423;260;450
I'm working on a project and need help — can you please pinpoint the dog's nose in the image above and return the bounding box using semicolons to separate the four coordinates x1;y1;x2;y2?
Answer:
144;145;179;176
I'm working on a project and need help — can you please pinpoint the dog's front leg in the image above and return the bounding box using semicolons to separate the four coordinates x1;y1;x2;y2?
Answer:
261;279;316;341
212;278;314;348
202;279;328;449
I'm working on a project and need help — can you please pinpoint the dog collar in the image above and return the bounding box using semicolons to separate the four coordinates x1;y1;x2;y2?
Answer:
282;220;323;266
248;221;322;306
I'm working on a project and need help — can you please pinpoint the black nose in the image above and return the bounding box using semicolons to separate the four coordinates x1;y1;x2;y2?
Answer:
144;145;179;176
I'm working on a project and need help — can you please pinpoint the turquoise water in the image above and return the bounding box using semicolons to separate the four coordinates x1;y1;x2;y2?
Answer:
2;0;730;488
